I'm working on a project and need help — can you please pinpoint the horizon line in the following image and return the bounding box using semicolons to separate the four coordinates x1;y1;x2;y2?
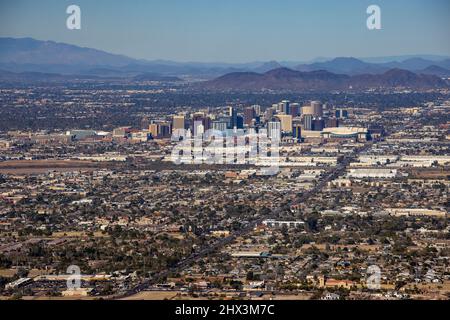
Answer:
1;36;450;65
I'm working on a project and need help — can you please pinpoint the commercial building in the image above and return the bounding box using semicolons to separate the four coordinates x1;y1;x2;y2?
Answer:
268;121;281;141
244;107;256;126
303;101;323;117
303;114;313;130
292;121;302;142
321;127;368;141
172;115;185;131
347;168;398;179
275;114;293;133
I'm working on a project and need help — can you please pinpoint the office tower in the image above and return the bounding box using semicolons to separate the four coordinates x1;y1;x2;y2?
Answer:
265;107;276;121
236;115;244;129
203;116;212;131
140;116;150;130
312;118;325;131
302;101;323;117
302;104;313;116
191;113;202;132
229;107;238;128
290;103;301;117
212;121;227;132
335;109;349;119
172;115;185;131
303;114;313;130
158;123;172;138
244;107;256;126
268;121;281;141
275;114;293;133
311;101;323;117
191;112;211;132
326;118;339;128
280;100;290;115
292;121;302;142
193;120;204;136
216;116;231;129
148;123;158;138
252;105;261;116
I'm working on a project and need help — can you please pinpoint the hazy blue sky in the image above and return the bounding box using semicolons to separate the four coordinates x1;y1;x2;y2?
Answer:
1;0;449;62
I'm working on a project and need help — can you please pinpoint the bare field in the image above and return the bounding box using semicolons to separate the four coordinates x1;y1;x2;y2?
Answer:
0;159;116;174
120;291;179;300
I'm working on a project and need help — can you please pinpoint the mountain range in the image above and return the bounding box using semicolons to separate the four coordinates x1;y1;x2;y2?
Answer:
294;57;450;76
1;37;450;79
200;68;448;91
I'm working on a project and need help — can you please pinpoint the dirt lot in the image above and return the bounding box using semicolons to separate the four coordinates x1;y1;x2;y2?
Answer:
120;291;179;300
0;159;116;174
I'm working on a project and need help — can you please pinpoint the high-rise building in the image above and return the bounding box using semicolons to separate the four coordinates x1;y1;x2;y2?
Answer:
244;107;256;126
326;118;339;128
252;105;261;116
268;121;281;141
265;107;276;122
275;114;293;133
148;123;158;138
335;109;349;119
279;100;290;115
140;116;150;130
303;101;323;117
292;121;302;142
290;103;301;117
212;121;228;132
193;120;204;136
158;123;172;138
191;112;211;132
303;114;313;130
311;101;323;117
312;118;325;131
172;115;185;131
302;105;313;116
229;107;238;129
236;115;244;129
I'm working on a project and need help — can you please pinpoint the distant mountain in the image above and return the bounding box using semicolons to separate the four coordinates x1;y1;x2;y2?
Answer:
1;37;449;78
0;68;184;83
0;37;276;77
0;69;98;82
382;58;438;71
252;61;283;73
0;37;139;67
295;57;388;75
200;67;447;91
294;57;450;76
132;73;182;82
417;65;450;77
349;69;446;89
360;54;450;64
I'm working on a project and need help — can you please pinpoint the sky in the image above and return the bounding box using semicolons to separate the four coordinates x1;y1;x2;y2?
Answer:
1;0;449;63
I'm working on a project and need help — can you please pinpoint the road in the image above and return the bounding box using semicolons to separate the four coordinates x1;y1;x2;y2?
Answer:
117;142;373;298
